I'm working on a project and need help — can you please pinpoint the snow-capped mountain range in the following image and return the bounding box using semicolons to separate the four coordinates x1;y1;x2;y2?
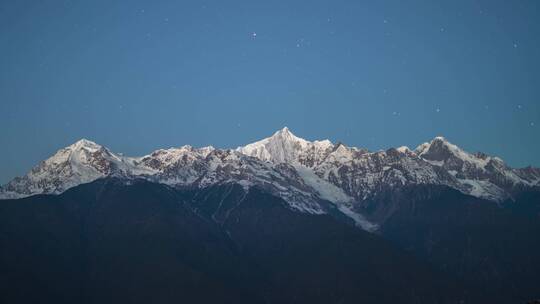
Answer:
1;127;539;231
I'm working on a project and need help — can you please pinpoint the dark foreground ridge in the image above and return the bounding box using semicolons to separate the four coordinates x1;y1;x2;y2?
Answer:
1;178;540;303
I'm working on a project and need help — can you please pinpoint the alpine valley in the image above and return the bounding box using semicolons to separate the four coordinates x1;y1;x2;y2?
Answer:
1;128;540;304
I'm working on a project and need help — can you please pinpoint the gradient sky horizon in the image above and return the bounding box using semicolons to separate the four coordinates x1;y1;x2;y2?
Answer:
1;0;540;183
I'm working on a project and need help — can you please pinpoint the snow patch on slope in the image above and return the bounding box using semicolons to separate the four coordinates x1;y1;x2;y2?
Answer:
459;179;507;202
292;164;378;231
337;205;378;232
293;165;352;203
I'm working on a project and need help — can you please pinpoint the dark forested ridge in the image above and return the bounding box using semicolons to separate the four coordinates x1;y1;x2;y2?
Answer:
376;185;540;303
1;178;539;303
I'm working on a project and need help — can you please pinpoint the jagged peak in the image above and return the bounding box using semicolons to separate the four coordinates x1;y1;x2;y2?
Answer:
38;138;108;166
430;136;466;153
146;145;216;160
68;138;102;151
237;127;334;164
415;136;453;154
314;139;333;146
414;136;502;171
198;146;216;157
429;136;458;151
239;128;302;151
269;127;307;143
396;146;411;154
331;142;351;153
179;144;194;150
272;127;333;148
333;141;346;148
414;142;430;154
276;126;291;134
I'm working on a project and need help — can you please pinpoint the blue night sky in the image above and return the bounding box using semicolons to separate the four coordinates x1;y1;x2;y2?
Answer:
1;0;539;183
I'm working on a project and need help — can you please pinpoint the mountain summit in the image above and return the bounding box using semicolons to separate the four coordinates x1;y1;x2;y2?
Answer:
237;127;333;165
1;129;539;230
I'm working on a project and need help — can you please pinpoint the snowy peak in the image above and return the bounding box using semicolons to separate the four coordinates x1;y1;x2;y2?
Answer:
415;136;484;166
40;139;110;171
411;136;526;201
396;146;412;155
417;136;498;168
0;139;117;198
69;138;102;151
141;145;215;168
237;127;334;166
274;126;298;140
43;139;106;166
416;136;454;160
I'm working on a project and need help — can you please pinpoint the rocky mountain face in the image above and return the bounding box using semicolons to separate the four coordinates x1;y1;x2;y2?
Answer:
1;128;539;231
